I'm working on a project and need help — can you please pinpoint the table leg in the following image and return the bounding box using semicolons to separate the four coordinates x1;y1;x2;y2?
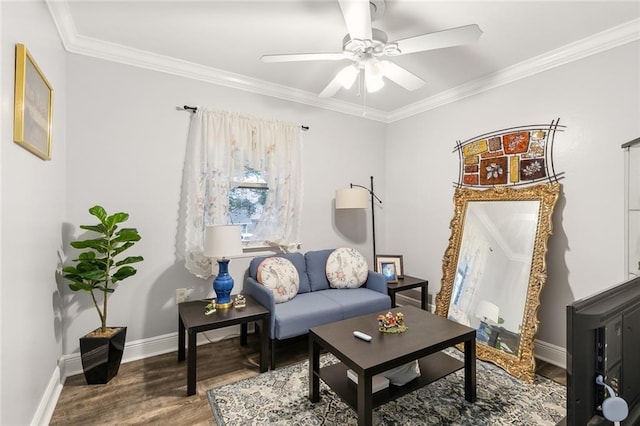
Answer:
464;335;477;403
259;315;268;373
421;284;427;311
308;336;321;403
187;330;197;396
356;372;373;426
178;315;185;362
240;323;248;346
389;290;397;308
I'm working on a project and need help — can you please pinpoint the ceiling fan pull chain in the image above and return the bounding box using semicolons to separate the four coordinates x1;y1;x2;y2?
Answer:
362;75;367;117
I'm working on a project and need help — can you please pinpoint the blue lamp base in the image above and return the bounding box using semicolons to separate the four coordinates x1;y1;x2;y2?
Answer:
213;258;234;309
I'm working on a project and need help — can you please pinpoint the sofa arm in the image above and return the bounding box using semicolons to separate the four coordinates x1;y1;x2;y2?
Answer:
365;270;388;294
244;277;276;337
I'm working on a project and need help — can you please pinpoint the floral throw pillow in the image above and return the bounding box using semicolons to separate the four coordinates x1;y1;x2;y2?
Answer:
257;257;300;303
326;248;368;289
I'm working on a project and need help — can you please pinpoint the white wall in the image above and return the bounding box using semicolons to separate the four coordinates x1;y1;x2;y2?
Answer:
385;41;640;352
1;2;67;425
63;53;387;350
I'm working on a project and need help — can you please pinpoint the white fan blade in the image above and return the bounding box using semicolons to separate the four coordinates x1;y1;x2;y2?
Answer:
319;65;359;98
338;0;372;41
393;24;483;55
381;61;425;91
261;52;347;63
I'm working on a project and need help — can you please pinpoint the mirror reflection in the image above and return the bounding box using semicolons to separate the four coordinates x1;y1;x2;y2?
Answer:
436;183;560;383
447;200;540;356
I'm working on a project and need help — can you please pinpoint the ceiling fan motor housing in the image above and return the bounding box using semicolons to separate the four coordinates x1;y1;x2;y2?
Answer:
342;28;399;59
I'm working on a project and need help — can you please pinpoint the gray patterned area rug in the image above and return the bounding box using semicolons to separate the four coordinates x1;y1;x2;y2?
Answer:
207;350;566;425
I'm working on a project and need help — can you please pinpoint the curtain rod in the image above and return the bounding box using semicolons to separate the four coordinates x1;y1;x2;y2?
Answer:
182;105;309;131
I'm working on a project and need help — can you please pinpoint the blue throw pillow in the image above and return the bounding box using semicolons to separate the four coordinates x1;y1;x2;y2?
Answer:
305;249;335;291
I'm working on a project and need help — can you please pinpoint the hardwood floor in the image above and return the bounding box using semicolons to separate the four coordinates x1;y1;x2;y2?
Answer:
50;331;565;425
50;333;308;426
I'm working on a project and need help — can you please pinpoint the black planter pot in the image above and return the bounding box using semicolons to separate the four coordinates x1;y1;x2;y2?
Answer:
79;326;127;384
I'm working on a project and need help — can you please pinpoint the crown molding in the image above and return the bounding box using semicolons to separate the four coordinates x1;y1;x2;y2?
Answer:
47;1;638;124
387;18;640;123
45;0;388;123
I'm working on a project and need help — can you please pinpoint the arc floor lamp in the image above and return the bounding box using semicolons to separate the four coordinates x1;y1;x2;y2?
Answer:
335;176;383;260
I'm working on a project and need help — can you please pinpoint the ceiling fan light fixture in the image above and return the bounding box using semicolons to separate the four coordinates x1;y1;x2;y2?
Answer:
365;58;385;92
365;73;384;93
337;65;359;89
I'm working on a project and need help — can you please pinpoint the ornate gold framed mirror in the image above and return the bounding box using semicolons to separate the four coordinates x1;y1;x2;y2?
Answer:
435;182;560;383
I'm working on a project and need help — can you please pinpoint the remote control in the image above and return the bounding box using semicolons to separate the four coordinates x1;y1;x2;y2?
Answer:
353;331;372;342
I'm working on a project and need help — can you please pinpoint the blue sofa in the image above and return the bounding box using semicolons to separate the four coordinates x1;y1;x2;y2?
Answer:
244;248;391;369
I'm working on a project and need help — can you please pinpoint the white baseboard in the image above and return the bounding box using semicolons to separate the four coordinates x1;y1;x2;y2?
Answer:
30;364;63;426
534;339;566;369
61;325;244;378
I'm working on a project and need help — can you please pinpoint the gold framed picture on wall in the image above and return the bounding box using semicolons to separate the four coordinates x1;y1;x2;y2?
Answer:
14;43;53;160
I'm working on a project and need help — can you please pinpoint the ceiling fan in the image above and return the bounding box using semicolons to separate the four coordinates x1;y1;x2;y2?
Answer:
261;0;482;98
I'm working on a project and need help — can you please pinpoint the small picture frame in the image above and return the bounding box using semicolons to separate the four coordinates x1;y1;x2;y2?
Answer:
380;262;397;283
13;43;53;160
375;254;404;279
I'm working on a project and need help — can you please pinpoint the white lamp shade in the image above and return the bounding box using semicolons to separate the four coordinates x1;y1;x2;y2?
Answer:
336;187;368;209
203;225;243;258
475;300;500;324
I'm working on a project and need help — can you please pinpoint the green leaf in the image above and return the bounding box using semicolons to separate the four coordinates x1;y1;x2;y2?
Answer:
115;256;144;267
62;265;78;274
112;266;137;282
77;251;97;260
89;205;107;224
79;224;106;234
112;242;134;258
69;282;96;292
70;238;108;252
73;269;107;281
106;212;129;229
113;229;141;243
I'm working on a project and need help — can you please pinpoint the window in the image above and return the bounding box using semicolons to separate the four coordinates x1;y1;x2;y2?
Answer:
182;109;302;278
229;167;268;242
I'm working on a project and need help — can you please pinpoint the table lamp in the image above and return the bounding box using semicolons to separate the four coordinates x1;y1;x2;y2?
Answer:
203;225;243;309
475;300;500;324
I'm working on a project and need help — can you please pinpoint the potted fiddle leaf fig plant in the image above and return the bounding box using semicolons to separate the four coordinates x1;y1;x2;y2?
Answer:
63;205;143;384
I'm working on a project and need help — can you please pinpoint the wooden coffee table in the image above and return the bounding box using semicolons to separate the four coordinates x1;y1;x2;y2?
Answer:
309;305;476;426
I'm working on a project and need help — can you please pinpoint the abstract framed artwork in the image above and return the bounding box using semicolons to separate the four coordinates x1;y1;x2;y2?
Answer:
375;254;404;279
14;43;53;160
454;119;565;188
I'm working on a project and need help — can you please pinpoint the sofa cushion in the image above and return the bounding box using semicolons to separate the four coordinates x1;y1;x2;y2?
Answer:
305;249;335;291
249;252;310;294
326;248;368;289
257;257;299;303
272;292;343;340
319;288;391;319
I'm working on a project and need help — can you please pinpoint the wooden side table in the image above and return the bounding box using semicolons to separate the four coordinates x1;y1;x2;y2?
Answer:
177;295;269;396
386;275;429;310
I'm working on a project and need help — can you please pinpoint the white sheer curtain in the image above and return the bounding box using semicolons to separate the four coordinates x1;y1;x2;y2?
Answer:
181;109;303;278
